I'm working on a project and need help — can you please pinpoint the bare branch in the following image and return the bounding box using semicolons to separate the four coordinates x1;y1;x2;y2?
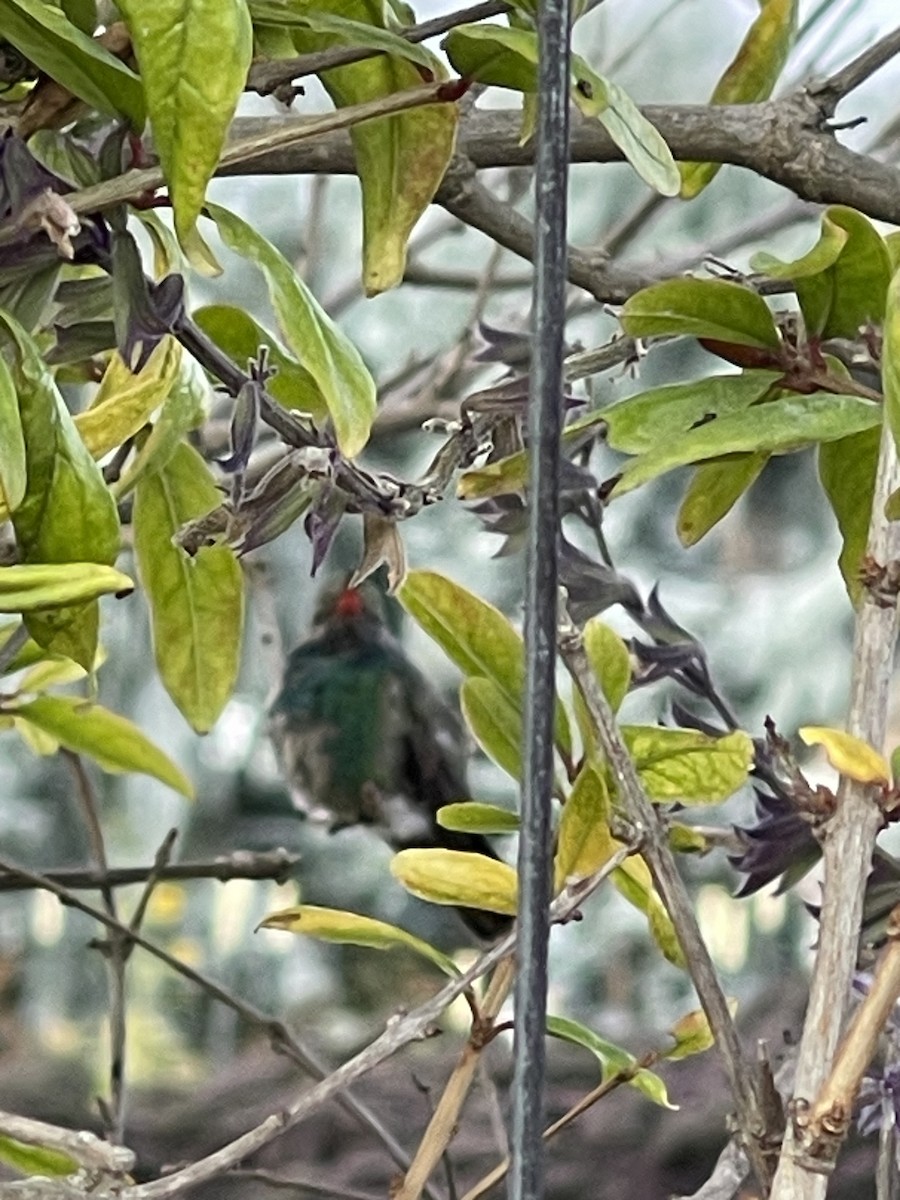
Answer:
0;1111;134;1176
0;849;301;892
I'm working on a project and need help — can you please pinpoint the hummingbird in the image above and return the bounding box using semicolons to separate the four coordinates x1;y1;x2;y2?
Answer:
268;578;512;940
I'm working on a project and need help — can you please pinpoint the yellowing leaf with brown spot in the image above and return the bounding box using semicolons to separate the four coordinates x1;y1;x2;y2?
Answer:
799;726;890;784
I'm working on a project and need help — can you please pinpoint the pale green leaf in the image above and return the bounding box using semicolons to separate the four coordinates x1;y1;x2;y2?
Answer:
75;337;182;459
116;0;252;255
677;452;770;547
134;441;244;733
610;395;882;499
0;353;26;513
0;563;132;612
399;569;572;756
818;427;880;606
547;1015;675;1107
259;904;459;976
437;801;520;835
623;726;753;803
10;694;194;796
460;675;522;779
554;762;614;892
206;203;376;456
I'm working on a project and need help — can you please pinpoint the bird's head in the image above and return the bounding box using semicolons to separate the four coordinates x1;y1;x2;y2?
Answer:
311;574;396;636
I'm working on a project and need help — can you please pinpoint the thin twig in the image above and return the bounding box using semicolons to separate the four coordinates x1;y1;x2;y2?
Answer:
810;23;900;107
63;750;128;1143
0;624;28;675
0;849;300;892
558;628;773;1191
0;1111;135;1176
0;856;440;1200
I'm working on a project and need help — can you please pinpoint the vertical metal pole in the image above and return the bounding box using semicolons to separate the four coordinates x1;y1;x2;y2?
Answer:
509;0;572;1195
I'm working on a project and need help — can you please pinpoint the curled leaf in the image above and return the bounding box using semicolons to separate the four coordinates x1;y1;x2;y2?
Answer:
799;726;890;785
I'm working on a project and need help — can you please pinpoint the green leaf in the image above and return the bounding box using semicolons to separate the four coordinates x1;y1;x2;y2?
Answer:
0;563;133;612
583;618;631;712
249;2;436;69
554;762;615;892
460;675;523;780
295;2;457;295
0;312;120;669
751;212;848;280
817;207;892;340
677;452;770;547
0;0;145;128
437;801;520;835
799;725;891;785
667;1003;736;1061
113;353;210;498
679;0;797;197
0;624;63;676
133;440;244;733
391;848;518;915
603;371;782;454
622;726;753;803
75;337;182;460
259;904;459;977
0;353;26;513
116;0;252;258
0;1135;77;1179
883;266;900;464
547;1015;675;1107
610;394;882;499
620;279;782;350
399;569;572;757
818;426;880;606
192;304;327;423
574;68;679;196
9;694;194;796
205;203;376;457
443;23;540;93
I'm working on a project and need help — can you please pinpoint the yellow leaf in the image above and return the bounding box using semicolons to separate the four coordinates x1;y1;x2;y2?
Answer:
390;848;518;916
667;999;737;1061
799;726;890;784
259;905;459;976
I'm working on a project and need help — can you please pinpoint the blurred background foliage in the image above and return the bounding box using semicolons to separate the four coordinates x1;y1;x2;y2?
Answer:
2;0;899;1127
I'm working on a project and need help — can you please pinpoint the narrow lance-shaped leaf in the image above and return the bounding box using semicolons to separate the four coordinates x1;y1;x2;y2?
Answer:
679;0;797;198
116;0;252;262
437;801;520;835
0;563;133;612
573;617;632;754
0;353;26;513
547;1015;674;1108
603;371;782;455
883;265;900;464
259;905;459;977
205;204;376;457
134;440;244;733
0;312;120;669
8;694;194;797
294;1;457;295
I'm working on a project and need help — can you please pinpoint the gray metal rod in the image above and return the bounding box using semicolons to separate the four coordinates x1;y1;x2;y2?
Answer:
509;0;572;1194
